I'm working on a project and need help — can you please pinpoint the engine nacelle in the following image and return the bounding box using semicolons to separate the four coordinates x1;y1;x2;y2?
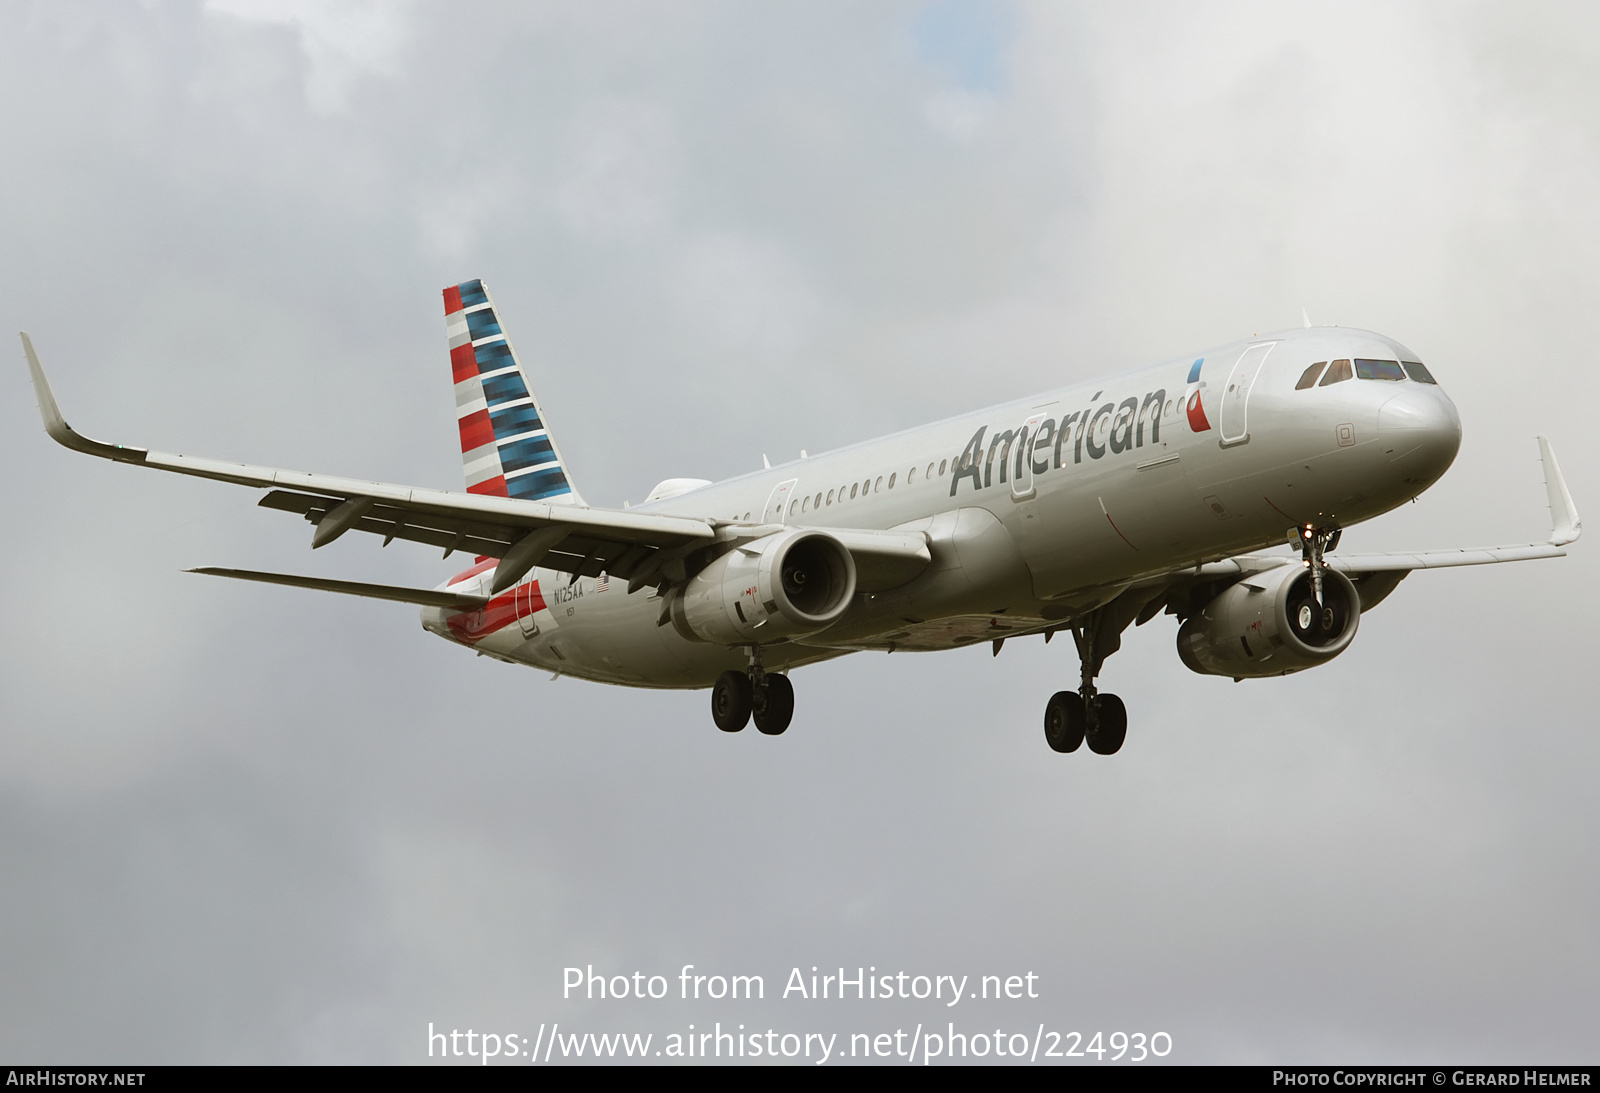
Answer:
1177;564;1360;679
669;529;857;645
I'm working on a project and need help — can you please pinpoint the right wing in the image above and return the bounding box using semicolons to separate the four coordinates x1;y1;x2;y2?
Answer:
23;333;930;595
23;331;715;592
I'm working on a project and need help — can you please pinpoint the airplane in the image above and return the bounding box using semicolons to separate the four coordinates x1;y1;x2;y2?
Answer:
21;279;1581;753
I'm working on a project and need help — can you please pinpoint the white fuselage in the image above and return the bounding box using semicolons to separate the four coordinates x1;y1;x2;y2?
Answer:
421;326;1461;687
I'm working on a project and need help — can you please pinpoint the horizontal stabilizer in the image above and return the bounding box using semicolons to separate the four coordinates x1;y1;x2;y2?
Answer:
187;567;489;609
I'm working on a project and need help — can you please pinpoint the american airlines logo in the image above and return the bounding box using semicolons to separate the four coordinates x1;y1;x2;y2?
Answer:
950;385;1178;497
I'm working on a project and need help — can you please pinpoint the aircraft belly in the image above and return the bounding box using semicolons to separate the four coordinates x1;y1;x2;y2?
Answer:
514;579;848;688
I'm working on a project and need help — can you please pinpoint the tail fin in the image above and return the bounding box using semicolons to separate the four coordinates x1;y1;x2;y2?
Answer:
443;279;583;505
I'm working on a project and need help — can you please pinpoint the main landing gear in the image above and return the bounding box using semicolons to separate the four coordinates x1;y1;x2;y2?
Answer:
711;647;794;736
1043;593;1147;756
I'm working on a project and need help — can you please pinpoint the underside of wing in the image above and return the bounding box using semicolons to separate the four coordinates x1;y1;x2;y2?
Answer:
253;489;696;584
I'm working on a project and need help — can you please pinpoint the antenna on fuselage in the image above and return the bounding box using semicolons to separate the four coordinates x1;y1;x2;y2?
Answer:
1301;308;1312;329
762;454;771;469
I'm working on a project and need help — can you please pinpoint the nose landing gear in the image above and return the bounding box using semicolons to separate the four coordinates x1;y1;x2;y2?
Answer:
710;647;794;736
1295;525;1341;606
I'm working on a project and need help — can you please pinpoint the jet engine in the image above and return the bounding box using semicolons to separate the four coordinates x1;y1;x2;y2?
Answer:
1176;564;1360;679
669;529;857;645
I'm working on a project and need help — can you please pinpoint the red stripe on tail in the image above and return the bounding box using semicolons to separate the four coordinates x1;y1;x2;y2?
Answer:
458;409;496;452
468;476;510;498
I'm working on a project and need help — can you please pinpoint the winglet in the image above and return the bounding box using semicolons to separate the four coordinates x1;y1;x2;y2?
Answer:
1538;436;1580;546
20;332;147;463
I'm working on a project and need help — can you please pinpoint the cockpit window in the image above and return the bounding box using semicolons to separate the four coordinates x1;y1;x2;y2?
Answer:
1296;362;1328;390
1319;359;1353;386
1400;360;1437;384
1355;358;1406;381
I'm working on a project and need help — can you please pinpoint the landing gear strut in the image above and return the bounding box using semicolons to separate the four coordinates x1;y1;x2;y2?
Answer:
1296;525;1341;606
711;647;794;736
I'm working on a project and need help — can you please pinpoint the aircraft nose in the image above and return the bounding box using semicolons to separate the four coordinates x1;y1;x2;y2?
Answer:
1378;387;1461;486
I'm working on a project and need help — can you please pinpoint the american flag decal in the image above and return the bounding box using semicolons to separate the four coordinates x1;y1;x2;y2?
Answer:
443;280;581;505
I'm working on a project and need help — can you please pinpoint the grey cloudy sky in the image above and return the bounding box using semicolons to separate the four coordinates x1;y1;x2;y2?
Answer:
2;0;1597;1065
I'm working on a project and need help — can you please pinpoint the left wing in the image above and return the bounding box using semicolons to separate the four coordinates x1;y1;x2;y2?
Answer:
1177;436;1579;611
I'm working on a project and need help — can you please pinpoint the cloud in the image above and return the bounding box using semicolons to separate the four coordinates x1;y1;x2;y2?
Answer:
205;0;413;114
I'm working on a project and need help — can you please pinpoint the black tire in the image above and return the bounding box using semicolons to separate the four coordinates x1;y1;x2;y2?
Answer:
1086;693;1127;755
1043;691;1085;753
752;674;795;736
712;670;752;732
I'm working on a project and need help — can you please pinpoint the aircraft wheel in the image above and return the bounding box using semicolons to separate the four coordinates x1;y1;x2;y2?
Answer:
712;670;752;732
1086;693;1127;755
752;674;794;736
1043;691;1085;753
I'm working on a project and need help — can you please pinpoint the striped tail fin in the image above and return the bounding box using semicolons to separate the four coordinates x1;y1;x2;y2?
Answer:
443;279;583;505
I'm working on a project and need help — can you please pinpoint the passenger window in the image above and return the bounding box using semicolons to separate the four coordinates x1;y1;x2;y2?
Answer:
789;499;798;516
908;466;917;484
874;476;883;492
826;489;834;505
1400;361;1437;384
939;459;947;475
814;493;822;508
1297;362;1328;390
850;483;858;500
889;473;897;488
1355;358;1405;381
1319;359;1353;386
863;478;871;494
801;496;809;513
